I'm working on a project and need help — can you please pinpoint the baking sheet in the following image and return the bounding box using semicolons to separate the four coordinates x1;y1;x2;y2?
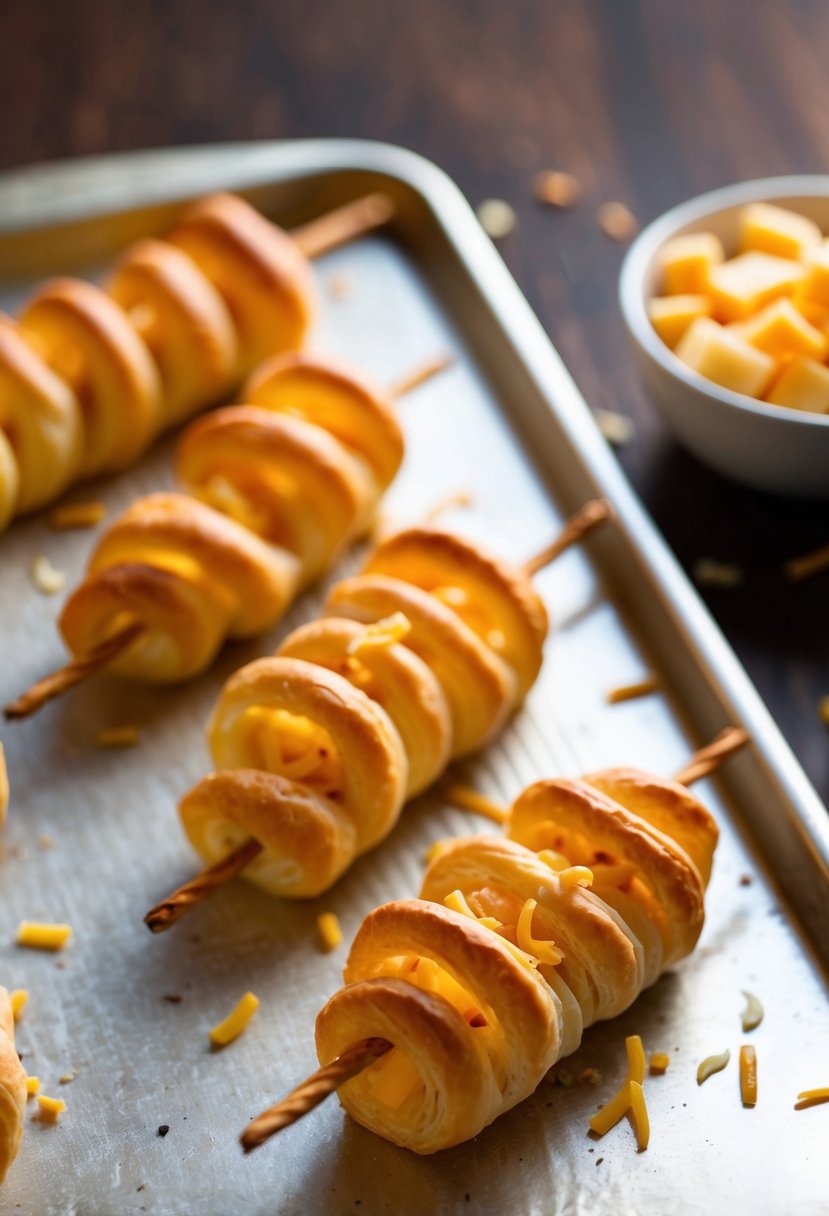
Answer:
0;142;827;1216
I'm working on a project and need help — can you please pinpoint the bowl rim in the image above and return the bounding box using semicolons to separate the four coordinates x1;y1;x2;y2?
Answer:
619;174;829;429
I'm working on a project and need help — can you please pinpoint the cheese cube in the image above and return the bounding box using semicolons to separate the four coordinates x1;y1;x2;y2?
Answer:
648;294;711;348
708;253;805;322
675;317;776;397
740;202;822;260
740;298;827;362
796;244;829;308
791;284;829;332
766;357;829;413
659;233;724;294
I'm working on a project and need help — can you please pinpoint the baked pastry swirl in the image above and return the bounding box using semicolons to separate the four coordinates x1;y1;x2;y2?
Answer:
0;190;384;528
0;988;26;1185
57;353;403;683
179;525;549;897
310;767;717;1152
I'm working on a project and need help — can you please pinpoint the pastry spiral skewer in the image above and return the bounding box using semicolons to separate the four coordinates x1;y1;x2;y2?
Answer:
0;988;27;1185
5;350;451;720
144;499;611;930
0;190;393;529
240;727;747;1155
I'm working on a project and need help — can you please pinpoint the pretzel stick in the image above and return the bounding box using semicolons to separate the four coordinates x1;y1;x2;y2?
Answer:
673;727;749;786
524;499;613;575
291;193;394;258
240;1037;392;1153
3;622;145;721
387;352;454;399
144;836;264;933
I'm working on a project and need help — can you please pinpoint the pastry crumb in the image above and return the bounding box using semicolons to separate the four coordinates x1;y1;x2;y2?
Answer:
533;170;581;209
596;408;636;447
692;558;744;588
597;201;638;241
477;199;517;240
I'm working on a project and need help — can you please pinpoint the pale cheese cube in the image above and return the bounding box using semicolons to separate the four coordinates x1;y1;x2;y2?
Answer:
740;298;827;362
766;357;829;413
708;253;805;322
674;316;776;397
648;294;711;348
659;233;724;294
740;202;822;260
795;244;829;308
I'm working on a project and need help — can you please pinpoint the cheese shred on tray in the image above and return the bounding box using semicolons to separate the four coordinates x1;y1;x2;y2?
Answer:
317;913;343;952
589;1034;650;1151
209;992;260;1047
16;922;72;951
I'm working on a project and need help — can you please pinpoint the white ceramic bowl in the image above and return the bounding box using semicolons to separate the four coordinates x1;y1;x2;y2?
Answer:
619;176;829;497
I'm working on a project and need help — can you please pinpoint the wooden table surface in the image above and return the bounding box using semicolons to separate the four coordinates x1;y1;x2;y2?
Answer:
1;0;826;797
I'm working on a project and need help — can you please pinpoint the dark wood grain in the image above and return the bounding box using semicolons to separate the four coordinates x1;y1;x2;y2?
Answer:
0;0;826;795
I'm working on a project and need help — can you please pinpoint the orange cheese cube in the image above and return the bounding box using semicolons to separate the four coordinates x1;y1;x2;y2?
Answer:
766;357;829;413
796;244;829;308
648;294;711;348
740;202;822;260
791;284;829;332
740;298;827;362
708;253;805;322
659;233;724;294
675;317;776;397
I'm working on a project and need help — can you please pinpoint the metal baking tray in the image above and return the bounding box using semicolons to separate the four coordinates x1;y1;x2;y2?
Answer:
0;142;827;1216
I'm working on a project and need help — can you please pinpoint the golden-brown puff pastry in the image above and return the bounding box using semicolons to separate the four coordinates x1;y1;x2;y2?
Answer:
0;192;321;529
179;527;547;898
312;767;717;1152
57;353;402;683
0;987;26;1185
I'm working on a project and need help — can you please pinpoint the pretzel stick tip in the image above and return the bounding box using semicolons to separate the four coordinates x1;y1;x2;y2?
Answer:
524;498;613;576
241;1037;392;1154
144;837;263;933
674;726;750;787
3;621;146;721
291;192;395;259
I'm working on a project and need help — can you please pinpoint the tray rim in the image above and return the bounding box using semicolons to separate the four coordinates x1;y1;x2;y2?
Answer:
0;135;826;935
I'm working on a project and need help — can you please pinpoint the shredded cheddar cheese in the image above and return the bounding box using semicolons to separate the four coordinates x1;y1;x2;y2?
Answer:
559;866;593;890
649;1052;670;1075
95;725;140;749
629;1080;650;1150
740;1045;757;1107
317;912;342;953
537;848;570;872
10;989;28;1019
347;612;411;655
697;1049;731;1084
26;1076;40;1097
741;990;764;1031
441;782;508;825
589;1035;650;1149
795;1087;829;1110
209;991;259;1047
16;921;72;951
516;899;564;965
36;1095;66;1123
606;676;659;704
442;890;536;970
48;501;107;530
